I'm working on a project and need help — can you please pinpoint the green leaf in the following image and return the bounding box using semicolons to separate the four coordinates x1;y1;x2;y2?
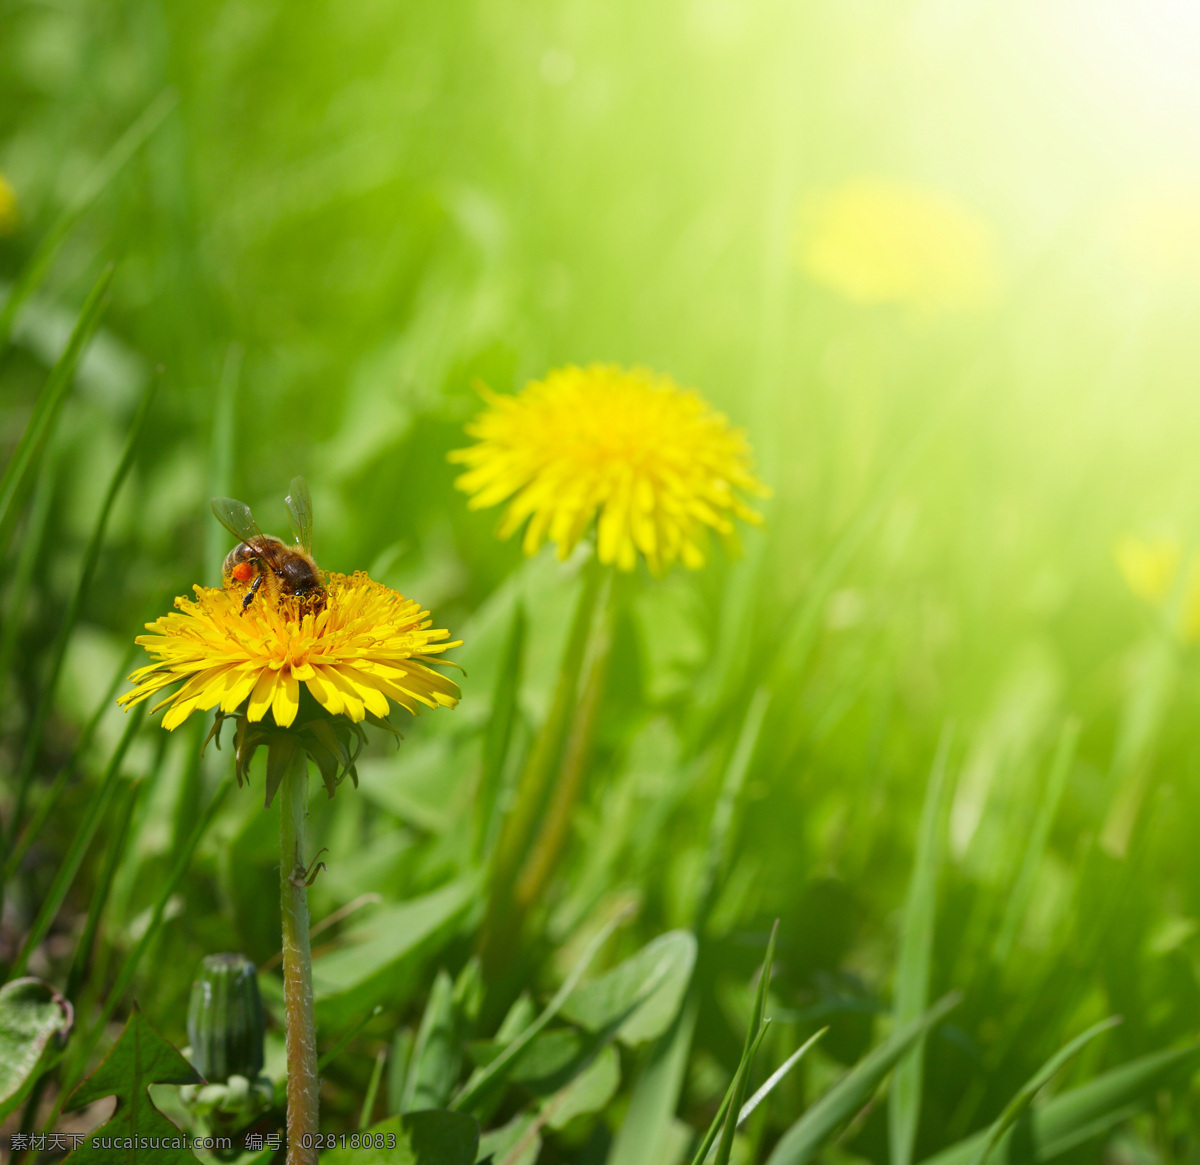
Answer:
920;1042;1200;1165
452;906;631;1115
542;1043;620;1130
66;1006;202;1165
402;966;478;1112
321;1110;479;1165
606;998;698;1165
766;993;960;1165
969;1016;1120;1165
312;877;478;1028
560;930;696;1046
891;726;955;1165
476;1112;541;1165
0;978;74;1120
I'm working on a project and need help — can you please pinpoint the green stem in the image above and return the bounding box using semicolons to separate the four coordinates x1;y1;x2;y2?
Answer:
479;556;603;971
278;741;319;1165
515;572;615;912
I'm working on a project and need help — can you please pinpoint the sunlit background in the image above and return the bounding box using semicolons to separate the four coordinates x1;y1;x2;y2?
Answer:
6;0;1200;1159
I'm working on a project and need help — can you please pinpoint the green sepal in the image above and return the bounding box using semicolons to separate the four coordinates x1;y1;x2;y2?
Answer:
185;954;266;1083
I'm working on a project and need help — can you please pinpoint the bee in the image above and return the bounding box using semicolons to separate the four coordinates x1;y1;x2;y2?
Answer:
210;476;327;613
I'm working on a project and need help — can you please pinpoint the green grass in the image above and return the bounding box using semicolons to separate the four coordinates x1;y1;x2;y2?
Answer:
4;1;1200;1161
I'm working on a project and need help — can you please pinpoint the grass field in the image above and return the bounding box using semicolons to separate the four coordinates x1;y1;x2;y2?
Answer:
4;2;1200;1163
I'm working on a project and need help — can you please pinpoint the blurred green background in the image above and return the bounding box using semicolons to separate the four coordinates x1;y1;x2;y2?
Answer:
6;0;1200;1160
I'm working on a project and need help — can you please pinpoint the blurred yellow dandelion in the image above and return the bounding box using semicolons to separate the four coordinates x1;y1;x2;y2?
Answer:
118;572;461;731
1115;535;1200;642
450;364;768;574
796;178;996;312
0;172;16;235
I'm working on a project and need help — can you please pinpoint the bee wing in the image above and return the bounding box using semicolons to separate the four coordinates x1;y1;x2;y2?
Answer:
211;496;265;544
285;476;315;553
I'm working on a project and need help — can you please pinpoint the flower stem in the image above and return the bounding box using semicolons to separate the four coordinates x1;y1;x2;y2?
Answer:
479;556;604;973
277;741;319;1165
515;574;615;912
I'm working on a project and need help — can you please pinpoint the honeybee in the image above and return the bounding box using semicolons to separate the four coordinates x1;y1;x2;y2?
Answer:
211;476;327;613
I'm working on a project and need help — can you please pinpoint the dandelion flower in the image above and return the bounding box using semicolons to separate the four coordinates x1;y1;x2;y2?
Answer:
797;178;995;312
1115;534;1200;642
0;172;16;235
118;571;460;732
450;364;768;574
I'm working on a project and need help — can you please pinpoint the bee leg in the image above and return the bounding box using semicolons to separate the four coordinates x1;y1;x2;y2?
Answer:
241;572;264;613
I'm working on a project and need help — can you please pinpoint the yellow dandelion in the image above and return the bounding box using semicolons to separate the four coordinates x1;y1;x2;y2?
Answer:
1115;534;1200;643
1115;535;1180;605
118;571;461;732
0;172;16;235
796;178;996;312
450;364;768;574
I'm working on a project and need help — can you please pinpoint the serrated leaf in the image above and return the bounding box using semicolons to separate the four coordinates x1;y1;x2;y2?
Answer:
66;1007;202;1165
766;993;960;1165
0;978;74;1120
321;1110;479;1165
560;930;696;1046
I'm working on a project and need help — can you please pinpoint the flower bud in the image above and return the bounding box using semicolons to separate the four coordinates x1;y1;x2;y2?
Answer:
187;954;265;1083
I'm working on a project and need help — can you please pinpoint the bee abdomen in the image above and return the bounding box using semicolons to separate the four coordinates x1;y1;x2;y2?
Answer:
279;556;323;596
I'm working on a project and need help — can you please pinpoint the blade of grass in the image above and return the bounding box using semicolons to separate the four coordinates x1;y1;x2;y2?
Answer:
0;428;60;684
7;367;160;845
713;921;780;1165
64;776;143;1004
766;993;961;1165
968;1017;1122;1165
920;1042;1200;1165
8;707;144;978
0;264;114;558
2;641;138;886
48;780;231;1127
317;1006;384;1074
474;600;527;861
993;720;1080;965
890;725;955;1165
359;1048;387;1129
452;903;632;1114
737;1028;828;1127
0;90;176;352
694;688;770;932
690;1023;773;1165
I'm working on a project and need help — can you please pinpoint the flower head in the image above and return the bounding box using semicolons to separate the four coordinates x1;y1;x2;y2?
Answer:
1115;534;1200;643
450;364;768;574
118;572;460;732
796;178;995;312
